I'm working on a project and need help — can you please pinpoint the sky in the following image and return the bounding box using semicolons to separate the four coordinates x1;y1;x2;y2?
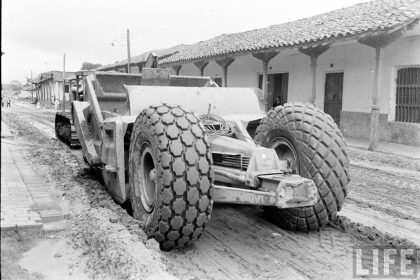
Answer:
2;0;369;84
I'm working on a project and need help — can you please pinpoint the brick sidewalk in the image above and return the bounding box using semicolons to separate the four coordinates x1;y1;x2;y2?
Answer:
346;137;420;159
1;121;13;138
1;137;64;235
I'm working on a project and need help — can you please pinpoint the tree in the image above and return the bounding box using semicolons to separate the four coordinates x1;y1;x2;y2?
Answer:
1;81;23;96
81;62;102;70
24;77;32;87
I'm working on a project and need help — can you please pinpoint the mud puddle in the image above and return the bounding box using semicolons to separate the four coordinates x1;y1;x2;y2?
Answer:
20;235;89;280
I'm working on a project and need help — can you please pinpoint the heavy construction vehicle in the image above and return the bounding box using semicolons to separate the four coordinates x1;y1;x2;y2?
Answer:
64;55;349;250
55;75;85;148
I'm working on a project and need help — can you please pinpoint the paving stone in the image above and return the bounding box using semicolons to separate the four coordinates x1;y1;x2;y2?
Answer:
1;141;64;233
40;209;63;223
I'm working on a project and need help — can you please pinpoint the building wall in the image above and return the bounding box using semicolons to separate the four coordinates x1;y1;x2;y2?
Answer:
38;80;62;106
180;63;200;77
178;30;420;146
383;34;420;121
55;81;69;102
337;34;420;146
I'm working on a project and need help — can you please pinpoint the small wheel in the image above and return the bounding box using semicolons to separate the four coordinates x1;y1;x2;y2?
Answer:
129;104;213;250
254;102;350;231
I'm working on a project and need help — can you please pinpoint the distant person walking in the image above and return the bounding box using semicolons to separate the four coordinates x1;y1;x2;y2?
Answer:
54;98;60;110
1;96;3;107
6;98;11;107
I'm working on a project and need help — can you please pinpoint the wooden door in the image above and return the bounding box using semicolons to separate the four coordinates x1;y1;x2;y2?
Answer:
273;73;288;106
324;73;343;125
258;74;275;110
259;73;289;109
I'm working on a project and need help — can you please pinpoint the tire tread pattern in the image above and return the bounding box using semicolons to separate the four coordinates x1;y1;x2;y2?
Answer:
129;104;213;250
254;103;350;231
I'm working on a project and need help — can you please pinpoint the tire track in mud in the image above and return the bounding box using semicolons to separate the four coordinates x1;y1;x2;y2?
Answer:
2;107;178;280
6;105;56;139
163;205;364;280
347;148;420;171
341;165;420;247
161;150;420;279
348;165;420;220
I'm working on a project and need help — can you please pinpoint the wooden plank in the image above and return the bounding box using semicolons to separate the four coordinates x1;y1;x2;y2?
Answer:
216;57;235;87
368;48;381;151
299;45;329;104
172;64;182;75
194;60;209;76
126;29;131;73
358;28;404;49
62;54;66;112
252;51;280;111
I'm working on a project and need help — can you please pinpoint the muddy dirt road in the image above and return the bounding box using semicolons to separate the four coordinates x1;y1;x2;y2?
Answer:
2;101;419;280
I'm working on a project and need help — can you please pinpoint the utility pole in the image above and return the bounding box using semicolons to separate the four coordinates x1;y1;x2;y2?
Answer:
62;54;66;112
30;70;34;102
127;29;131;73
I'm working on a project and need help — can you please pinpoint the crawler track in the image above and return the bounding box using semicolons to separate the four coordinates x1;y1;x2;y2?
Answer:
55;112;81;149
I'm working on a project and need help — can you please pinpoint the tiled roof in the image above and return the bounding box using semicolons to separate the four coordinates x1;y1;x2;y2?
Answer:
160;0;420;64
35;71;75;83
98;44;190;70
31;75;41;84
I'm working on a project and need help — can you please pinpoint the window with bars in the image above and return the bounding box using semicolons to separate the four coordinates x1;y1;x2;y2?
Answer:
395;67;420;123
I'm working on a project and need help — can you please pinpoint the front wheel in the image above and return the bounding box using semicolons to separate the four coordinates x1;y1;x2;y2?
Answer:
129;104;214;250
254;103;350;231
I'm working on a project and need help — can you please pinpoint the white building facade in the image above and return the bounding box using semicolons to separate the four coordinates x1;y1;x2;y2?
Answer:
99;0;420;147
33;71;74;108
176;26;420;145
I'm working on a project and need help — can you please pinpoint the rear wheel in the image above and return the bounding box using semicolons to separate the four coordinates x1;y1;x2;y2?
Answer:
129;104;213;250
254;103;350;231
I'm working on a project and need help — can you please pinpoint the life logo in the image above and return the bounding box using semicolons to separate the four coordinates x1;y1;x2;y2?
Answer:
353;246;418;278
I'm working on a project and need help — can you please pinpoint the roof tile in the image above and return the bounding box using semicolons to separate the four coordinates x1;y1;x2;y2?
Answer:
160;0;419;64
98;44;190;70
100;0;420;68
33;71;75;83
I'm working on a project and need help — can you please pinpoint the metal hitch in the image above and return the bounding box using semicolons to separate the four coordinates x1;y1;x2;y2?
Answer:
212;174;317;209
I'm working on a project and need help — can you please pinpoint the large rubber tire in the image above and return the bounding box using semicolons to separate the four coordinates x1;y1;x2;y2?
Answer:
129;104;213;250
254;103;350;231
